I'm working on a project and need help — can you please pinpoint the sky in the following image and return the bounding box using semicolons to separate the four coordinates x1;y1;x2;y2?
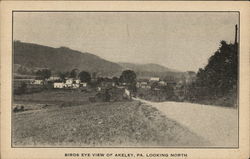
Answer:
13;12;239;72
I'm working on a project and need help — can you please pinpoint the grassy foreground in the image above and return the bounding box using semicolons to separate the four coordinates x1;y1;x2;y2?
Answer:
13;90;209;147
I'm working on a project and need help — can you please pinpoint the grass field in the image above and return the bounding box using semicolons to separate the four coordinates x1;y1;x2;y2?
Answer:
14;89;96;106
13;89;209;147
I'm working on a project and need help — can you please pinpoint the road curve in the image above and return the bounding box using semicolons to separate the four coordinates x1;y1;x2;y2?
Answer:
134;98;238;147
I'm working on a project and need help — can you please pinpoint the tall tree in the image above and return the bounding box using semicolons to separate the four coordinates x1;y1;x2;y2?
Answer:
70;68;79;78
112;76;119;85
78;71;91;83
36;69;51;80
58;71;69;82
119;70;137;84
120;70;137;92
195;40;238;97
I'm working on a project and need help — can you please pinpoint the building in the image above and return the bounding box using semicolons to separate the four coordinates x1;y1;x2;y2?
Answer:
48;76;60;81
166;81;177;87
72;83;80;89
65;78;74;85
100;81;115;88
80;82;87;87
158;80;167;86
65;78;74;87
75;79;81;84
32;79;44;85
56;78;86;88
54;82;65;88
150;77;160;82
185;71;197;84
136;81;151;89
121;82;127;86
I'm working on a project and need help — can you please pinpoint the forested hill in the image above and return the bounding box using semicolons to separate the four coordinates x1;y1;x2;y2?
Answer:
118;63;178;73
14;41;123;76
118;62;184;79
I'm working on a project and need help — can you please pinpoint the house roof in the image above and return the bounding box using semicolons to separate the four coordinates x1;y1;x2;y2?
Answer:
150;77;160;81
54;82;64;84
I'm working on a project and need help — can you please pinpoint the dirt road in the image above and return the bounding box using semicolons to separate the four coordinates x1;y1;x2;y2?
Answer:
134;98;238;147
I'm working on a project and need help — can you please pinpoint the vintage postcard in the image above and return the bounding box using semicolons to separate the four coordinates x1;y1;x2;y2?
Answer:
1;1;249;159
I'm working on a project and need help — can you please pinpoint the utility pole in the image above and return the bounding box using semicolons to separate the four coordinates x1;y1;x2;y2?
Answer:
234;24;238;53
234;24;238;45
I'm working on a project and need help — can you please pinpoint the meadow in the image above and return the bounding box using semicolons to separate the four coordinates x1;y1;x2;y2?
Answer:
13;89;208;147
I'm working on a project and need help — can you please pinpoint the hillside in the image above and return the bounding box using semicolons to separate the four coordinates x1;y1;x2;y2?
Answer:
118;62;184;79
118;63;177;72
14;41;185;79
14;41;122;76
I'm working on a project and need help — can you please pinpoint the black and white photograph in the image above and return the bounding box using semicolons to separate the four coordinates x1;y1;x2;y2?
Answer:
12;11;239;148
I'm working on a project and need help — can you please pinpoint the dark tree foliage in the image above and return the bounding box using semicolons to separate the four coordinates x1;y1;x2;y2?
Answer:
112;76;119;85
78;71;91;83
120;70;137;93
36;69;51;80
151;82;159;90
119;70;137;84
17;66;28;74
128;82;137;93
97;77;104;84
17;82;27;94
195;41;238;98
70;68;79;78
58;71;69;82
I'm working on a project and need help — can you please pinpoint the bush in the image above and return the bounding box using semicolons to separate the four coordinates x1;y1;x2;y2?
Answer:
13;105;24;113
14;82;27;95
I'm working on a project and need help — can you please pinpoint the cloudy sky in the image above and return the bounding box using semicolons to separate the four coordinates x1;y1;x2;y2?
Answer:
13;12;238;72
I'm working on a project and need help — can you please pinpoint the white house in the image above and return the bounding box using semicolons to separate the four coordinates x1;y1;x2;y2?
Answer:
72;83;80;89
136;81;149;88
150;77;160;82
65;78;74;87
54;82;64;88
75;79;81;84
65;78;74;85
158;80;167;86
80;82;87;87
48;76;60;81
121;82;127;86
32;80;44;85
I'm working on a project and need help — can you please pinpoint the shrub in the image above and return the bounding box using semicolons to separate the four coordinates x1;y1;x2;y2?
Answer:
13;105;24;113
15;82;27;95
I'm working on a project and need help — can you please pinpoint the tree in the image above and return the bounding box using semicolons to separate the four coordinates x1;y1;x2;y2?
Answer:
17;82;27;94
119;70;137;84
78;71;91;83
151;82;158;90
17;66;28;74
36;69;51;80
120;70;137;93
97;77;104;84
112;76;119;85
70;68;79;78
194;40;238;98
58;71;69;82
